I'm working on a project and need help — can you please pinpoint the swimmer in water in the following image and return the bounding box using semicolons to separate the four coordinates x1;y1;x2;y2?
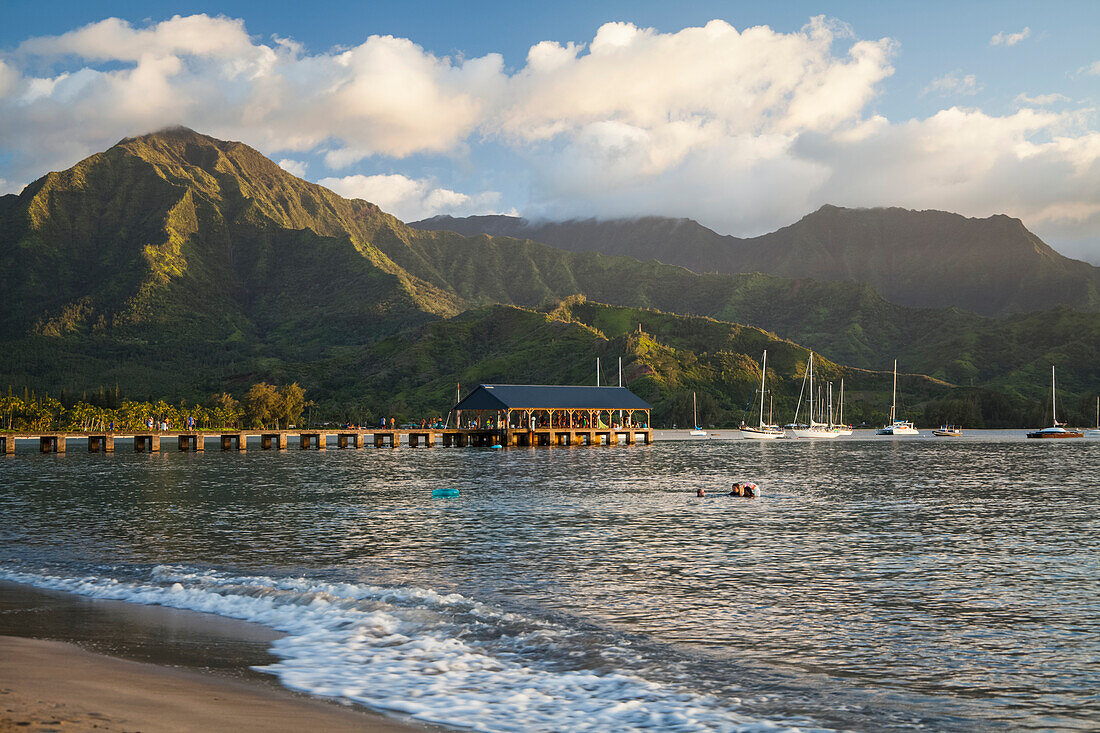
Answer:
742;483;758;498
730;483;743;497
697;488;706;497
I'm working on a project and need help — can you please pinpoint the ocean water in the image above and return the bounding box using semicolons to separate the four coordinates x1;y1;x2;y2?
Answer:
1;432;1098;731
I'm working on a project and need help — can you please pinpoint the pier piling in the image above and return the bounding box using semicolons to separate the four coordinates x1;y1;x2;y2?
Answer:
88;435;114;453
133;435;159;452
39;435;65;453
177;434;204;452
299;432;326;450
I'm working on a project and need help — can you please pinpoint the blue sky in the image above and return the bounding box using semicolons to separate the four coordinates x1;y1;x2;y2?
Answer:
1;1;1098;259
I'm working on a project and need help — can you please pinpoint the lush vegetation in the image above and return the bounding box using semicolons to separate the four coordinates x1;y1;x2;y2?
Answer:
1;127;1096;428
413;206;1100;317
0;382;307;432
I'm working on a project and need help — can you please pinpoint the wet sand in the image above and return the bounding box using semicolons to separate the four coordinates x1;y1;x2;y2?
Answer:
0;582;430;732
0;635;425;732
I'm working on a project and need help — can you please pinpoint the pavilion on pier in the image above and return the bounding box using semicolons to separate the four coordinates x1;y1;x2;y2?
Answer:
452;384;652;431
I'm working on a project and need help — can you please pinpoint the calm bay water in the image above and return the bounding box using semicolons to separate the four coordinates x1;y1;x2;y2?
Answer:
1;432;1098;731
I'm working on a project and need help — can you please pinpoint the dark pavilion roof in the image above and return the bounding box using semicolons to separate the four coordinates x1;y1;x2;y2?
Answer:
453;384;652;411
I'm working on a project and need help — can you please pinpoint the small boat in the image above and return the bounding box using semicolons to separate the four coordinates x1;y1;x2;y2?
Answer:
740;350;784;440
688;392;707;438
1027;366;1084;439
932;425;962;437
877;360;919;435
791;353;841;438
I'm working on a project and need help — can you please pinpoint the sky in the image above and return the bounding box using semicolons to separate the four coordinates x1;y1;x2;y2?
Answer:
1;0;1098;261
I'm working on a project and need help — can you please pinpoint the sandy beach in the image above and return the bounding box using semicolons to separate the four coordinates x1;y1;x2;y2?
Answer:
0;635;426;732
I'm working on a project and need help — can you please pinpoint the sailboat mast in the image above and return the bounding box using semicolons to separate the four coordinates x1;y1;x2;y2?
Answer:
828;382;833;428
839;379;845;426
1051;365;1057;425
891;359;898;423
808;353;814;424
693;392;698;428
794;357;809;426
759;350;767;429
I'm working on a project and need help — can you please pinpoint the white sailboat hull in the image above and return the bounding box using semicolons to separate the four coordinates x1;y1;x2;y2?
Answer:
740;427;784;440
791;427;842;439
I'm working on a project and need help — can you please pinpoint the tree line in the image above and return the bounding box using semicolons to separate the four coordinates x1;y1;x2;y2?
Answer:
0;383;307;432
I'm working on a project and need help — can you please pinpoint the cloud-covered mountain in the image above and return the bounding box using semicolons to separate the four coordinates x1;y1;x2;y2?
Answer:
411;208;1100;316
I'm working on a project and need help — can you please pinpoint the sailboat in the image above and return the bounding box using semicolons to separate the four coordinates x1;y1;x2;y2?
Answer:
688;392;708;438
831;379;853;436
1089;397;1100;436
791;353;841;438
876;360;919;435
1027;366;1083;438
740;350;784;439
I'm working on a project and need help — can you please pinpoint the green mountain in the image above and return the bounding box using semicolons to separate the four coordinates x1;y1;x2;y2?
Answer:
412;207;1100;317
1;128;1097;426
306;299;957;428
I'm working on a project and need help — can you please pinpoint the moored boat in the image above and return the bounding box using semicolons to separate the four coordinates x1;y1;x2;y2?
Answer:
830;379;854;436
877;360;919;435
932;425;962;437
790;353;841;439
688;392;707;438
1027;366;1083;439
740;350;784;440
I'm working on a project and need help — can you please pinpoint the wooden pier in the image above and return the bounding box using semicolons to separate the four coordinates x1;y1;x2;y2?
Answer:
0;427;653;454
1;383;656;456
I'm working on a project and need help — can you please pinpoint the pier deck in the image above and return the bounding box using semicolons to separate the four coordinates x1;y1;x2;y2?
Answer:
0;428;652;453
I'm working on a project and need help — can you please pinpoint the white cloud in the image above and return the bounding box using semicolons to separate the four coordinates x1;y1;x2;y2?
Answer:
500;18;894;145
0;14;1098;258
277;158;308;177
0;15;504;183
1014;92;1071;106
990;27;1031;47
1082;60;1100;75
18;15;260;62
923;71;981;96
317;173;501;221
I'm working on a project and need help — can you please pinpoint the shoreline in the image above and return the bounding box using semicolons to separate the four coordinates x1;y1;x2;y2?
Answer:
0;582;434;733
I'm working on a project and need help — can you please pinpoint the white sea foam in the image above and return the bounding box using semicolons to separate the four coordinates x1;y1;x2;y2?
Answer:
0;565;802;732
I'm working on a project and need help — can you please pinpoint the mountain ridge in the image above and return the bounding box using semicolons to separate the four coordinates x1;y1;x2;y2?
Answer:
1;127;1097;425
411;207;1100;316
